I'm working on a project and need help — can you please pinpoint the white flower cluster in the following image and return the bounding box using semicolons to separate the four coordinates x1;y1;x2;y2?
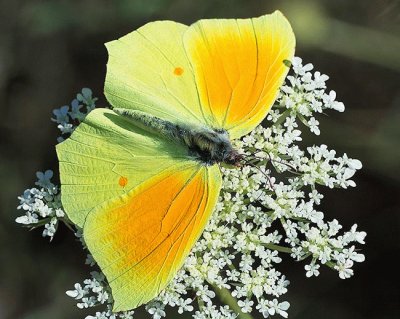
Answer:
66;271;135;319
16;170;66;240
278;57;345;135
16;58;366;319
16;88;97;239
52;88;97;142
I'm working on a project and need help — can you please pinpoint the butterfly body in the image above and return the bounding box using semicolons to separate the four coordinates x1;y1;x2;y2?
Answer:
57;11;295;311
114;108;242;166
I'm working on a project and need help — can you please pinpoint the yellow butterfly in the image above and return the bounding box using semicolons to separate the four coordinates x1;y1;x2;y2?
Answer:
56;11;295;311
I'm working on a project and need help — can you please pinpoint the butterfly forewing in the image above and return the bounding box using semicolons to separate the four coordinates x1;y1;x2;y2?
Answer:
184;11;295;139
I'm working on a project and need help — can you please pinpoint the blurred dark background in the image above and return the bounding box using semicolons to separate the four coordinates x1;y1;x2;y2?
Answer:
1;0;399;318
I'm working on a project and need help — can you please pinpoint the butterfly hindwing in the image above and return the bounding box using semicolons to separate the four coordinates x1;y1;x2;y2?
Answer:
85;164;221;311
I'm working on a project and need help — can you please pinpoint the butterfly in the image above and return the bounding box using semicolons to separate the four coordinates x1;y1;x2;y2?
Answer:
56;10;295;311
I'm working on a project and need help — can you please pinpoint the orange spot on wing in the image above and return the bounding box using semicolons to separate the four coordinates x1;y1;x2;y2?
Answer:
173;67;184;76
119;176;128;187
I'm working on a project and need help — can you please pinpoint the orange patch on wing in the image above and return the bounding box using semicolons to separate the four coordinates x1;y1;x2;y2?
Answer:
173;67;184;75
84;166;220;311
183;12;295;138
118;176;128;187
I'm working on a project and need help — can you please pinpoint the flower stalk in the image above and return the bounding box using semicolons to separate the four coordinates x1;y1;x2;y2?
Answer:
263;243;292;254
213;286;254;319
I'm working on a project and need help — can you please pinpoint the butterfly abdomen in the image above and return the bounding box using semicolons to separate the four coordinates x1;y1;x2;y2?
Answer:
113;108;242;166
113;108;182;137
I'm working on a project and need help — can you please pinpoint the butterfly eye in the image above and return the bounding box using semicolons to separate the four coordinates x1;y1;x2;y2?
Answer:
214;128;227;135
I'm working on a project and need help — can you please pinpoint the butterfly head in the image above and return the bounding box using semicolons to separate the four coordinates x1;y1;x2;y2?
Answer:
186;128;242;167
222;148;244;167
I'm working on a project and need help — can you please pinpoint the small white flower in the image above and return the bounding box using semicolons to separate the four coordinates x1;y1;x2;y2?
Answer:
58;123;74;134
66;283;86;299
52;105;69;123
347;159;363;170
266;299;290;318
309;189;323;205
292;57;313;76
305;263;320;277
328;219;342;236
15;213;38;225
277;301;290;318
35;170;54;189
308;117;320;135
343;246;366;263
313;72;329;89
147;302;166;319
42;219;57;238
55;208;65;217
336;260;354;279
323;90;345;112
177;298;194;313
97;291;109;304
238;299;254;313
344;224;367;244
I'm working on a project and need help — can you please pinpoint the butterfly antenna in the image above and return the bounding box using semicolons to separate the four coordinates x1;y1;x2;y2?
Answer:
241;157;275;192
269;153;298;173
249;152;298;174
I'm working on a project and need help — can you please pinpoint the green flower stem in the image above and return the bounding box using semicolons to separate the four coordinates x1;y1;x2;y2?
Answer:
197;297;205;311
212;285;254;319
62;219;76;232
263;243;293;254
272;109;291;128
28;217;52;228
